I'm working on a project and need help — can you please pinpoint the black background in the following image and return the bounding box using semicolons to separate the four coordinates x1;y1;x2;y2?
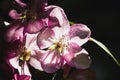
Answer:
0;0;120;80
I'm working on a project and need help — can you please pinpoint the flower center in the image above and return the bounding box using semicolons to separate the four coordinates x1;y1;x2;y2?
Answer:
48;36;67;53
20;10;37;22
19;47;31;61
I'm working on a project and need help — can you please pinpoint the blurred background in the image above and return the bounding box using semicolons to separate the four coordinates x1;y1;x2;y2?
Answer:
0;0;120;80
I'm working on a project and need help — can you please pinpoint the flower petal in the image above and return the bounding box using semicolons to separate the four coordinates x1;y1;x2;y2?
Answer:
9;56;19;69
69;24;91;46
19;62;31;76
24;33;43;71
67;43;82;53
45;5;69;28
4;21;10;26
63;49;91;69
29;57;43;71
52;26;70;39
15;0;27;7
40;50;63;73
72;49;91;69
37;28;55;49
25;19;45;33
5;24;24;42
14;74;30;80
9;57;31;76
8;9;22;19
25;33;38;50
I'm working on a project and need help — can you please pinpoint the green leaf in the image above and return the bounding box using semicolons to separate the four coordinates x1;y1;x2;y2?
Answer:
89;37;120;66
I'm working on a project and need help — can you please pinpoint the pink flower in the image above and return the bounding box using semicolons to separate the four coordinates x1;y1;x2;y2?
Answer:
8;9;22;20
5;5;68;42
9;33;43;77
37;24;92;73
5;4;70;75
9;0;47;20
13;74;30;80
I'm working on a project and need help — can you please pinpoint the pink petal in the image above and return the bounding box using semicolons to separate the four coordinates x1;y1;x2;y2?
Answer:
9;57;31;76
15;0;27;7
45;5;69;28
9;56;19;69
19;62;31;76
9;56;23;75
63;49;91;69
14;74;30;80
4;21;10;26
52;26;70;39
8;9;22;19
25;19;45;33
69;24;91;46
25;33;38;50
40;50;63;73
37;28;55;49
67;43;82;53
29;57;43;71
5;24;24;42
25;33;43;71
72;49;91;69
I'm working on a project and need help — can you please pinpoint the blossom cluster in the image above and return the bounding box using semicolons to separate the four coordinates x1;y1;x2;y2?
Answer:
0;0;93;80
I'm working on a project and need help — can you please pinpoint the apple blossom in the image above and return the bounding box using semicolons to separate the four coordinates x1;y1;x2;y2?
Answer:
37;24;91;73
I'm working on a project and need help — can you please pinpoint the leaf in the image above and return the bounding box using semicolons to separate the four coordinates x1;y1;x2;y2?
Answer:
89;37;120;66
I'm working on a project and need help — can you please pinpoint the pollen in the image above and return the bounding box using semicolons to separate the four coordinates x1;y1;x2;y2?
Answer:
48;36;66;53
19;47;31;61
21;15;26;19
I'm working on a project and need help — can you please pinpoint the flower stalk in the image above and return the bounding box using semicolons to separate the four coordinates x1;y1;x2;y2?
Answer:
89;37;120;66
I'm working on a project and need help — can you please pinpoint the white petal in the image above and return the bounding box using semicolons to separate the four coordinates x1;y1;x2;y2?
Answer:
29;57;43;71
9;56;19;69
22;62;31;76
4;21;10;26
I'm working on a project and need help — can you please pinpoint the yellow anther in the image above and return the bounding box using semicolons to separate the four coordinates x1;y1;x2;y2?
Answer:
48;44;57;50
20;15;26;20
20;49;31;61
48;43;63;53
58;47;63;53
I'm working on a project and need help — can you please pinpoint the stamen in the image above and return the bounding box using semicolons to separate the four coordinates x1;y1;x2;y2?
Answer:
20;10;38;22
20;15;26;20
48;44;57;50
19;47;31;61
48;36;67;53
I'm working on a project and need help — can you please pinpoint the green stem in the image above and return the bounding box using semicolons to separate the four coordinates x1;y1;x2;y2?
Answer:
89;37;120;66
52;73;57;80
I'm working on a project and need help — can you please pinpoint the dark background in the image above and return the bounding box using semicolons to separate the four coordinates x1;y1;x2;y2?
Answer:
51;0;120;80
0;0;120;80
